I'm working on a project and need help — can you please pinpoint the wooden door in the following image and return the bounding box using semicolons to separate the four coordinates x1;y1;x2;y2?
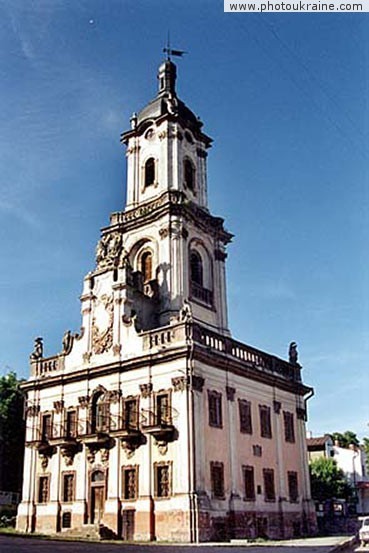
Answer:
91;486;104;523
122;509;135;541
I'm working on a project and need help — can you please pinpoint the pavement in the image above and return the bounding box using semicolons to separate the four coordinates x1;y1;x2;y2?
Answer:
0;533;358;553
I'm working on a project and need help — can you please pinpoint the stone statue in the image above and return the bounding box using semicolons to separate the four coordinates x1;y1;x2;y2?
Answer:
289;342;298;365
30;337;43;360
62;330;74;355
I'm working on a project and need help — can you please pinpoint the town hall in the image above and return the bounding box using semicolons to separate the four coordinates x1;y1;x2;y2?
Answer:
17;57;317;542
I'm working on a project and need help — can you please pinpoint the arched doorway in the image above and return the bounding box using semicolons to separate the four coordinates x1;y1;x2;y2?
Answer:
90;470;105;524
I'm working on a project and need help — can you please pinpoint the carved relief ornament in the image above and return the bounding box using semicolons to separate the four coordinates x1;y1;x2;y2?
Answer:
96;231;124;270
91;295;114;355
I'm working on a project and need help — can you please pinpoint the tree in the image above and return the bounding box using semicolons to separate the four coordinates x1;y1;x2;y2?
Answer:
330;430;360;448
0;372;25;493
309;457;353;502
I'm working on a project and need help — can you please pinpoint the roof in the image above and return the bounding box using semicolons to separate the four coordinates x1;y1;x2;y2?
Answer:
306;435;332;448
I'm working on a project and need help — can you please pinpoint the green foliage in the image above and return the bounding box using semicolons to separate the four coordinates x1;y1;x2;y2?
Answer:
309;457;353;502
330;430;360;448
0;372;25;492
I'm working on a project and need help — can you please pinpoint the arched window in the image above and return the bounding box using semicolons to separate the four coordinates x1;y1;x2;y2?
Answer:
91;470;105;483
190;251;203;286
141;251;153;282
184;159;195;191
91;393;109;433
145;158;155;187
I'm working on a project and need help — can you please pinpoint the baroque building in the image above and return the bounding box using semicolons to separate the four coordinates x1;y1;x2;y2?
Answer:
17;59;317;542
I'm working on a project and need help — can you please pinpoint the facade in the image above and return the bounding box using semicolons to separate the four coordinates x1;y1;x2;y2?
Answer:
17;59;317;542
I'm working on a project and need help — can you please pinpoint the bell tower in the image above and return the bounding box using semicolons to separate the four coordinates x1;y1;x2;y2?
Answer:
95;58;232;335
122;59;211;210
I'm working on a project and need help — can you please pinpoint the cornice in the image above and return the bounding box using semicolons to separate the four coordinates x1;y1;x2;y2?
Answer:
107;191;233;244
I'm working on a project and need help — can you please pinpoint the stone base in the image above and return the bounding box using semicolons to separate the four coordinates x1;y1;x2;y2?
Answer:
16;503;317;542
198;509;318;542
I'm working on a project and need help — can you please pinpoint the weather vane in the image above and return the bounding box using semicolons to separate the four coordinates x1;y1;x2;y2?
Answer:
163;32;186;61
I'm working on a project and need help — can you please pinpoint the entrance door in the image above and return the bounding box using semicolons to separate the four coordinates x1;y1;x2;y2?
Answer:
90;470;105;524
91;486;105;523
122;509;135;541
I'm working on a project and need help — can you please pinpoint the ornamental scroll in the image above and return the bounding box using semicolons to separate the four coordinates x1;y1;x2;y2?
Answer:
91;295;114;355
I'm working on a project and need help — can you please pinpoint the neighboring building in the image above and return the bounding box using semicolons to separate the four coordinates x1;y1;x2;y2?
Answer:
307;434;369;515
333;445;369;515
306;434;334;462
17;58;317;542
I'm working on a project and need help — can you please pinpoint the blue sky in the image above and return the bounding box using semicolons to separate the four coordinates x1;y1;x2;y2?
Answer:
0;0;368;440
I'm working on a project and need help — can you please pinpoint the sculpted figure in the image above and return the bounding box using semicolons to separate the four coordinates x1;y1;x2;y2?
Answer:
289;342;298;365
30;337;43;360
96;234;109;265
62;330;74;355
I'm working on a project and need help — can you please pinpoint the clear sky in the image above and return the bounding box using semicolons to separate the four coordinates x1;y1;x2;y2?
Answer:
0;0;368;440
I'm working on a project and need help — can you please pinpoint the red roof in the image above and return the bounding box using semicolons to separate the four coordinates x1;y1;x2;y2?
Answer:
306;435;331;448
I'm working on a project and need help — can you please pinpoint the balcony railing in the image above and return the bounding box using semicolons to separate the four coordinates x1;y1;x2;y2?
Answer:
192;324;301;383
31;355;64;377
190;282;213;306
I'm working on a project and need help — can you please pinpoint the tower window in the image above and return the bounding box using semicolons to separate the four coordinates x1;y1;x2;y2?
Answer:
190;251;203;287
141;251;152;282
184;159;195;191
145;158;155;187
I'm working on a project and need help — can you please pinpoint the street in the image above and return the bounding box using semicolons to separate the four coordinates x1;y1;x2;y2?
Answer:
0;534;359;553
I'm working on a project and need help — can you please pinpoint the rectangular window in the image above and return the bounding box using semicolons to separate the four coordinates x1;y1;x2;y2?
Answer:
122;466;138;500
283;411;295;443
155;463;172;498
156;393;171;425
66;410;77;438
210;462;225;499
41;414;52;441
38;475;50;504
96;402;109;432
243;465;255;500
239;399;252;434
288;471;298;502
208;391;223;428
259;405;272;438
62;473;75;503
263;468;275;501
123;398;139;430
